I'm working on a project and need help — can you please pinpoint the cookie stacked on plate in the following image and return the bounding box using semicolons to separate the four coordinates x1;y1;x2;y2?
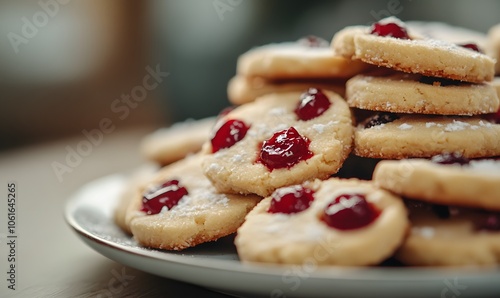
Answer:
227;36;368;105
114;17;500;267
330;16;500;266
332;16;500;160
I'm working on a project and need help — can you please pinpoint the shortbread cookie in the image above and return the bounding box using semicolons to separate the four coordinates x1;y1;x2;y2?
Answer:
488;24;500;74
373;156;500;211
114;165;158;234
396;201;500;266
140;117;215;165
235;178;408;266
346;73;499;115
491;77;500;99
227;75;346;105
407;21;488;51
354;114;500;159
202;89;353;197
332;17;495;83
128;154;261;250
237;38;369;80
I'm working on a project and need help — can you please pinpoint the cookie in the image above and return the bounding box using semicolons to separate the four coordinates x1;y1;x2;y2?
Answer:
140;117;216;165
354;114;500;159
373;156;500;211
491;77;500;99
395;201;500;266
332;17;495;83
346;73;499;115
114;165;158;234
237;38;369;80
128;154;261;250
407;21;488;51
202;89;353;197
235;178;409;266
227;75;346;105
488;23;500;75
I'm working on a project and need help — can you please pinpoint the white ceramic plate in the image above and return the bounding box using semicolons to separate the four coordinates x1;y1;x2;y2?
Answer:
65;174;500;298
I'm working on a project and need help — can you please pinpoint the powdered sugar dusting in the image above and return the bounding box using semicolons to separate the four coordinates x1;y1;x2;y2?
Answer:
468;160;500;174
398;123;413;130
479;120;493;128
311;120;339;134
165;185;230;218
444;120;471;132
269;107;287;116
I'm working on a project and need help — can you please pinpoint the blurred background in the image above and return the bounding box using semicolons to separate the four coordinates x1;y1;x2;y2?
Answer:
0;0;499;151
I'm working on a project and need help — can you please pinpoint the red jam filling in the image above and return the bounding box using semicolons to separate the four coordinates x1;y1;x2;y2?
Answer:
431;152;470;166
141;179;188;215
364;113;400;128
459;43;482;53
211;119;250;153
370;20;409;39
322;193;380;230
258;127;313;170
295;88;331;121
268;185;314;214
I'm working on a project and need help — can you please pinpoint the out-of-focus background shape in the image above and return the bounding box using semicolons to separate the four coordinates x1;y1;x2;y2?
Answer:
1;0;499;151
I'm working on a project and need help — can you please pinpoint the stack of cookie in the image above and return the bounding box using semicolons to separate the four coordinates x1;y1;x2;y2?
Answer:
332;16;500;160
227;36;368;105
114;17;500;268
331;17;500;266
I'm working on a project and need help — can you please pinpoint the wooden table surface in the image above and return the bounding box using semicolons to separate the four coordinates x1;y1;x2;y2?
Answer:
0;129;230;298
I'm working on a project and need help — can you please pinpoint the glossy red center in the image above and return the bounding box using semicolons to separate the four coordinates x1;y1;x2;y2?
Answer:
141;179;188;215
258;127;313;170
459;43;482;53
295;88;331;121
211;119;249;153
370;21;409;39
322;193;380;230
268;185;314;214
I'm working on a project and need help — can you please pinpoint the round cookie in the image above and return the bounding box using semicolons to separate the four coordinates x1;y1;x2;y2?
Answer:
128;154;261;251
237;39;369;80
202;89;353;197
396;202;500;266
488;23;500;75
354;114;500;159
332;17;495;83
346;73;499;115
407;21;488;51
235;178;409;266
227;75;346;105
373;158;500;211
140;117;215;166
